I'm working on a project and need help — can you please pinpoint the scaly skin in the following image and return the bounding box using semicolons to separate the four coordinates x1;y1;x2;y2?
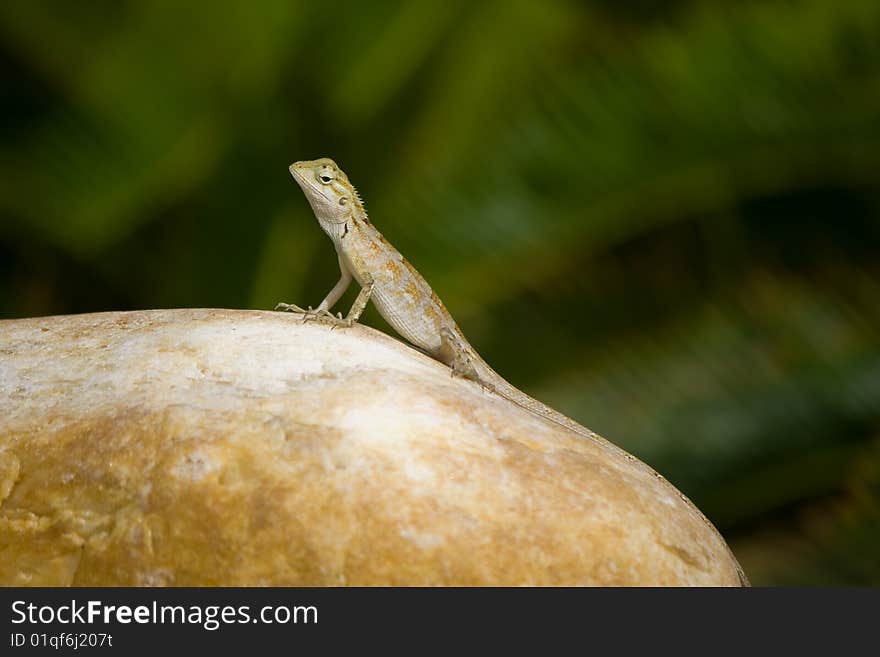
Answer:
276;157;596;440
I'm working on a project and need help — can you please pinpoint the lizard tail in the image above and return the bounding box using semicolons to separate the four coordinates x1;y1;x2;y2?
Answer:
465;351;598;441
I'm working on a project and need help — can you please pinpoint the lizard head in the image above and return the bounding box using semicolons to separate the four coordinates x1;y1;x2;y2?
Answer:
289;158;365;232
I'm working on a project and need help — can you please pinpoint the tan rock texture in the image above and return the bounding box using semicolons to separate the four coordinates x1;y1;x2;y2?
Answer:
0;309;747;586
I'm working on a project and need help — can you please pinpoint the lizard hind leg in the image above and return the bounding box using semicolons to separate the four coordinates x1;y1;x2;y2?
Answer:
439;327;494;393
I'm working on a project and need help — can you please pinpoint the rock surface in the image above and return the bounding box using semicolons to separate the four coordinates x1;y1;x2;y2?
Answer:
0;309;747;585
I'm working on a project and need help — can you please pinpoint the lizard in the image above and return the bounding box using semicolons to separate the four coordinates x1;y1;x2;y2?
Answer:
274;163;754;586
275;157;596;440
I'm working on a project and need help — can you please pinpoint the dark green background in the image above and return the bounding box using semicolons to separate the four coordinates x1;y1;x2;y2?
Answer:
2;1;879;585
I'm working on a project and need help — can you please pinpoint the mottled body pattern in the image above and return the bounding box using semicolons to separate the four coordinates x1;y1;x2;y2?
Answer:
277;158;595;440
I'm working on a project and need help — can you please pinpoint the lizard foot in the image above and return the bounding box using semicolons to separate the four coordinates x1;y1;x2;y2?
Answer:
275;303;349;327
448;364;491;391
327;314;356;330
274;302;311;314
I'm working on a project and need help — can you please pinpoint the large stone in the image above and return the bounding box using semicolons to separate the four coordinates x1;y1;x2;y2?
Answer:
0;309;746;585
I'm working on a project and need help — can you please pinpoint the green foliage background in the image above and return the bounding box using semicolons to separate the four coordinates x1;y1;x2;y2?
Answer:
2;1;879;584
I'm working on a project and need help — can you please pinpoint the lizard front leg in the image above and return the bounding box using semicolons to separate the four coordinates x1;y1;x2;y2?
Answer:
340;272;374;326
276;254;352;323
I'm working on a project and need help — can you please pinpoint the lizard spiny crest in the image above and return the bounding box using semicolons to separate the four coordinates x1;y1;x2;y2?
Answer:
351;185;368;222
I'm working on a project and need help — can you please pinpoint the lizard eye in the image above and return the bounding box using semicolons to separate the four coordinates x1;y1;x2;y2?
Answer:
319;174;332;184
